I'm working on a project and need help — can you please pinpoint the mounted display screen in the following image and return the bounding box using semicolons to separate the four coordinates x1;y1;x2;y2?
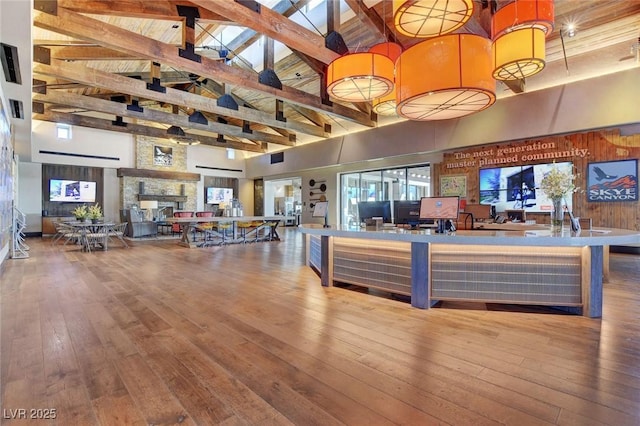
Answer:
357;200;392;223
419;196;460;220
49;179;96;203
479;161;573;212
206;187;233;204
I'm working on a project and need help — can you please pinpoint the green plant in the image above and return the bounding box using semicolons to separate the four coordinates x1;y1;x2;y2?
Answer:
88;203;103;219
71;205;88;219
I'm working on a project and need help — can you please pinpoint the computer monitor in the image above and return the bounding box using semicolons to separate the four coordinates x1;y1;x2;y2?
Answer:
504;209;526;222
393;200;434;228
464;203;493;222
357;201;392;223
419;196;460;233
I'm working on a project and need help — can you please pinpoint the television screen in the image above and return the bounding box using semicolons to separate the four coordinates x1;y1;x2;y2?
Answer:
206;187;233;204
49;179;96;202
479;162;573;213
357;200;392;223
419;196;460;220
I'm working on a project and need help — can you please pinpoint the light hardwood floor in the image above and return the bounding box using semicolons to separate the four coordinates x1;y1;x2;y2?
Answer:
1;229;639;425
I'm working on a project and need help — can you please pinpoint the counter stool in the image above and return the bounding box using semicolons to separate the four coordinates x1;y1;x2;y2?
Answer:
236;221;255;244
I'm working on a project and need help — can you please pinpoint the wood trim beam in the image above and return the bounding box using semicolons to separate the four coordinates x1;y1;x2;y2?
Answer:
57;0;229;22
117;168;200;181
34;59;327;138
190;0;340;64
33;110;266;153
33;7;375;128
33;91;296;146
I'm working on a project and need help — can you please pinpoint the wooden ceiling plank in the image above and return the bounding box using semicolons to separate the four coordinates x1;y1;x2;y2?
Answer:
343;0;395;44
34;110;266;152
190;0;339;64
57;0;229;22
33;59;327;137
33;7;375;128
33;90;295;146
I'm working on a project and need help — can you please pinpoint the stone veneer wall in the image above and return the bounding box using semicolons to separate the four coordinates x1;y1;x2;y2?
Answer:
120;135;198;211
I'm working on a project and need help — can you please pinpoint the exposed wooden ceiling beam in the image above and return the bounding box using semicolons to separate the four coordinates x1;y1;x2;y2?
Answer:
33;110;266;152
33;91;296;146
34;7;375;128
34;59;327;138
190;0;341;64
343;0;398;44
49;46;144;61
56;0;229;22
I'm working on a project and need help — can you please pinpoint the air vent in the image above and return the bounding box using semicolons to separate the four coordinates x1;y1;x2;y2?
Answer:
270;151;284;164
1;43;22;84
9;99;23;119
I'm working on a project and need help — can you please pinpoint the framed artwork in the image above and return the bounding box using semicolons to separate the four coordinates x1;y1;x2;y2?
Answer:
587;159;638;202
440;175;467;197
153;145;173;166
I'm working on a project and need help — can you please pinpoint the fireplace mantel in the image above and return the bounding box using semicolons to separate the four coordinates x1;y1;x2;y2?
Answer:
138;194;187;202
117;168;200;181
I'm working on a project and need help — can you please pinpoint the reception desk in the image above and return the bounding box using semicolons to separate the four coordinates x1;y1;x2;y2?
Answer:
299;224;640;318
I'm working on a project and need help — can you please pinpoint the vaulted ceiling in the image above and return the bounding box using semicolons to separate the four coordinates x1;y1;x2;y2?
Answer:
25;0;640;157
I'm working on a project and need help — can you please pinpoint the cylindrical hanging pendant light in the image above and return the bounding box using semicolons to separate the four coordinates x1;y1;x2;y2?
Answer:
492;27;546;80
326;52;394;102
491;0;555;39
393;0;474;38
396;34;496;121
369;42;402;116
491;0;554;81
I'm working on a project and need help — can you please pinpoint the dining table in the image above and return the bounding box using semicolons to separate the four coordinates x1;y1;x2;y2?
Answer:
164;215;293;248
66;221;115;252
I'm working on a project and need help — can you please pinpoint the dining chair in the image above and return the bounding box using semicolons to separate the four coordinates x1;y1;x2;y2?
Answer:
108;222;129;248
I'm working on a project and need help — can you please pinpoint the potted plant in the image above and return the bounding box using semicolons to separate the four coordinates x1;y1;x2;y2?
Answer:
71;205;88;222
88;203;103;223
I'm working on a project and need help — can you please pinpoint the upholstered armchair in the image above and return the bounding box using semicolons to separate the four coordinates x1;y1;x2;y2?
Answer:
124;209;158;238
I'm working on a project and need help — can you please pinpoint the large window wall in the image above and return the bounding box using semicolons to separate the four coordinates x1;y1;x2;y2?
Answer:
340;165;431;226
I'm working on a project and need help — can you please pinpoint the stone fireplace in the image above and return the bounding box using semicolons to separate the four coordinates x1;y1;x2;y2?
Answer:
119;136;200;212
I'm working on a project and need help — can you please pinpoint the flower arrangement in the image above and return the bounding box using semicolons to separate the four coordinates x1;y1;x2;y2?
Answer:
540;164;577;201
71;205;88;220
87;203;103;220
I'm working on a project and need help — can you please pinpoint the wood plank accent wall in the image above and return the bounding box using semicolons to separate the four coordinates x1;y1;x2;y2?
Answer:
434;130;640;230
42;164;104;216
202;176;238;209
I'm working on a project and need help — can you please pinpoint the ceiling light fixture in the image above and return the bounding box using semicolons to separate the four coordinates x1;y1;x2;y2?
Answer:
491;0;555;81
395;34;496;121
326;51;395;102
393;0;474;38
369;42;403;116
166;125;200;145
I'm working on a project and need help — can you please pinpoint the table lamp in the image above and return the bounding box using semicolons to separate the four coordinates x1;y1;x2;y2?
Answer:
139;200;158;221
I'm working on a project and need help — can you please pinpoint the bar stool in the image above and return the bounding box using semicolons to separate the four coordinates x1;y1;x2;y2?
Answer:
236;221;255;244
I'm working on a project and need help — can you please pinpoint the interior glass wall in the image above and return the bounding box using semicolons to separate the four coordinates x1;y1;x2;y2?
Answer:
339;164;431;226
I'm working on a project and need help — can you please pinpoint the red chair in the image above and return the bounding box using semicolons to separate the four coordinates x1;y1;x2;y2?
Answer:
172;211;194;235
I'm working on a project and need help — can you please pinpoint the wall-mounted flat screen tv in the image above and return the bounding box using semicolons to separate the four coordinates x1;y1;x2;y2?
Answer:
479;161;573;213
206;187;233;204
49;179;96;203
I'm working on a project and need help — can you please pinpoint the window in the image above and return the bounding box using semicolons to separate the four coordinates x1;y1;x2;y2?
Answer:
226;148;235;160
56;123;72;140
339;164;431;226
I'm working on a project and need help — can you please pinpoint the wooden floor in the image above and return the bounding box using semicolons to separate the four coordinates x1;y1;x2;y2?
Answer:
1;229;640;425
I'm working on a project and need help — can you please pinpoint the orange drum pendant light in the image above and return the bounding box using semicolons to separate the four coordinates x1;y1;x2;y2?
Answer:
393;0;474;38
369;42;403;116
491;0;555;80
326;51;395;102
395;34;496;121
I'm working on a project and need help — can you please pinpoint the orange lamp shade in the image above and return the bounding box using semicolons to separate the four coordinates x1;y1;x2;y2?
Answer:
372;89;397;116
395;34;496;121
393;0;474;38
369;42;403;62
492;27;546;80
326;52;394;102
491;0;554;39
